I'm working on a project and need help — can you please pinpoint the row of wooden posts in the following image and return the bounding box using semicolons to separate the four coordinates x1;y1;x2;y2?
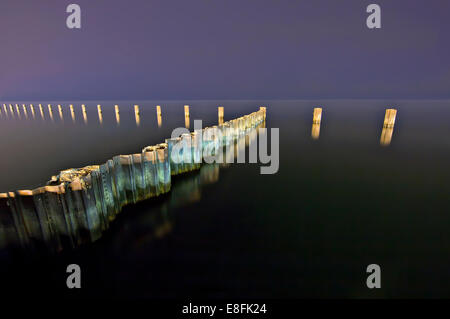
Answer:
0;103;397;145
0;103;227;129
311;107;397;146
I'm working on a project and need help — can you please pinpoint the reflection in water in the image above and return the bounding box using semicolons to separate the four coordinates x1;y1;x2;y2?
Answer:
15;104;21;119
58;105;64;121
380;127;394;146
311;123;320;140
218;106;224;125
97;105;103;124
134;105;140;126
0;117;265;254
114;163;221;250
70;104;75;123
39;104;44;120
22;104;28;119
82;104;87;124
380;108;397;146
157;114;162;128
30;104;35;119
115;105;120;125
185;114;190;129
48;104;54;121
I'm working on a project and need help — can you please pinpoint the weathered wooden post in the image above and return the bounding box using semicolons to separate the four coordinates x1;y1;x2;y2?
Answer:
134;105;140;126
218;106;224;124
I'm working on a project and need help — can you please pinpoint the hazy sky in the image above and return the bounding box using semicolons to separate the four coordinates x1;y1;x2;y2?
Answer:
0;0;449;100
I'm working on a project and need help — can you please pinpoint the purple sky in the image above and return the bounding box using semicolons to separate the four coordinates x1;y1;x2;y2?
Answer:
0;0;449;100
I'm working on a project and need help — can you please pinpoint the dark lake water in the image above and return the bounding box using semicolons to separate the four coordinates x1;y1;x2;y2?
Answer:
1;99;450;299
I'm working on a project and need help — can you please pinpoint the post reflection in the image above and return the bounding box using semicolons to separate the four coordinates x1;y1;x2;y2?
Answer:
380;127;394;146
82;104;88;124
22;104;28;119
48;104;54;121
30;104;35;119
97;105;103;124
157;114;162;128
311;123;320;140
58;104;64;121
39;104;45;120
8;104;14;117
115;105;120;125
15;104;21;119
70;104;75;122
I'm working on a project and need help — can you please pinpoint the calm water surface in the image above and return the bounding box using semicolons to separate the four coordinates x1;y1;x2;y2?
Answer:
0;99;450;298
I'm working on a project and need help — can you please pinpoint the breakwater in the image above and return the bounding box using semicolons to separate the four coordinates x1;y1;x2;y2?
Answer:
0;107;266;253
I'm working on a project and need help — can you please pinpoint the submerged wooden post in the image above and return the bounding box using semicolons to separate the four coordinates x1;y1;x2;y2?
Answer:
39;104;44;119
218;106;224;125
82;104;87;124
30;104;35;119
115;105;120;125
15;104;21;118
383;108;397;128
97;105;103;124
259;106;266;120
1;104;6;118
313;107;322;124
311;107;322;140
156;105;162;127
22;104;28;118
380;108;397;146
48;104;54;121
70;104;75;122
184;105;190;129
57;104;64;121
134;105;140;126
